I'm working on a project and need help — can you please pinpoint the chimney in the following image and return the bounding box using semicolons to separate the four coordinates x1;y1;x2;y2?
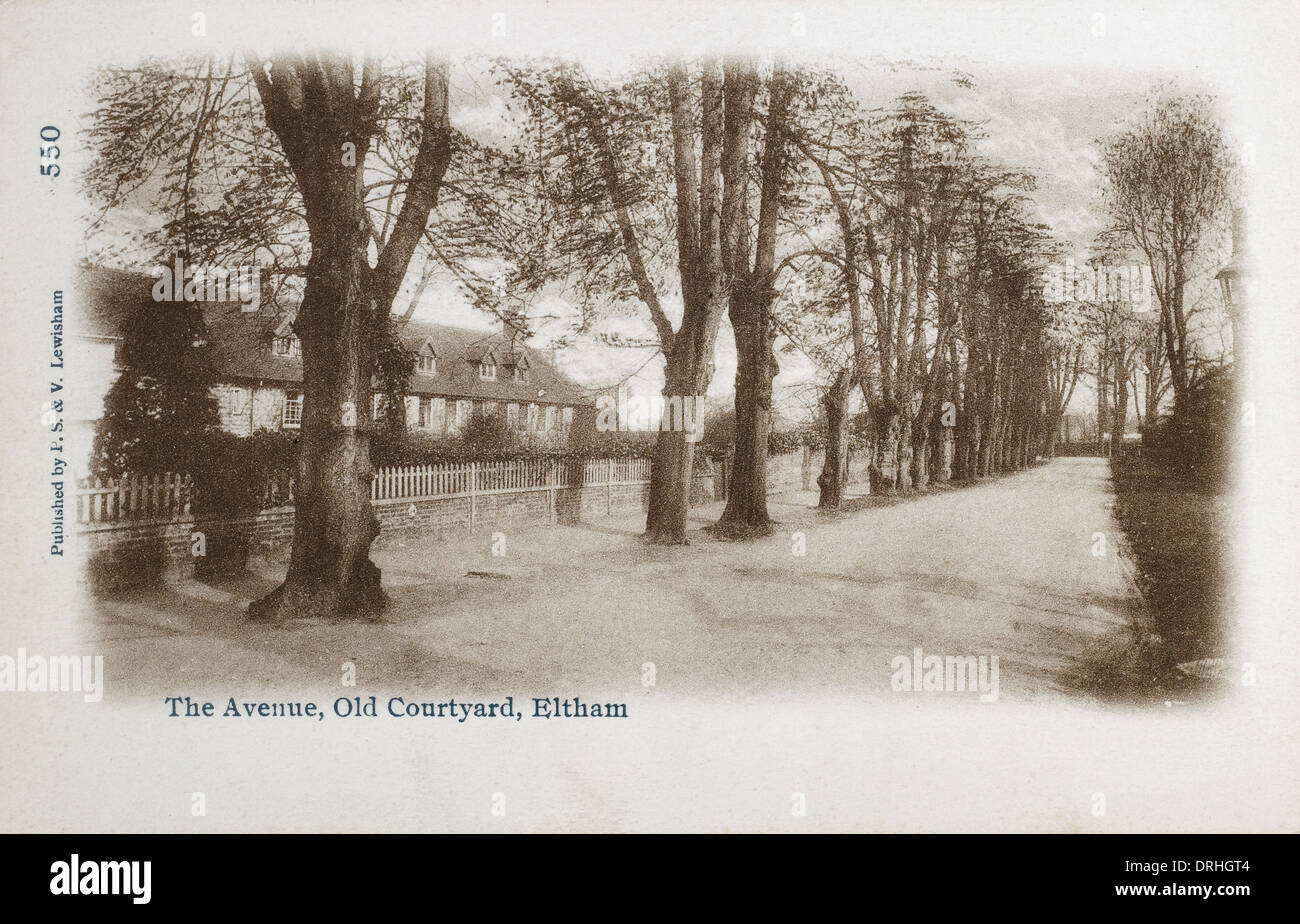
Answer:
260;268;274;313
502;308;526;351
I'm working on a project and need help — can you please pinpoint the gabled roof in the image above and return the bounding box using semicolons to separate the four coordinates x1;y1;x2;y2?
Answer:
395;320;589;405
75;263;592;406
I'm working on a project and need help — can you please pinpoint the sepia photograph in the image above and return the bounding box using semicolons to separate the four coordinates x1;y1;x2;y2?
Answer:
0;0;1297;895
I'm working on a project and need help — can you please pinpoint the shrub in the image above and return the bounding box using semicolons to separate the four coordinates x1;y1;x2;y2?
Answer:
768;426;815;456
700;407;823;459
1140;366;1234;487
458;410;522;456
698;408;735;458
187;429;297;576
91;300;221;478
370;420;654;466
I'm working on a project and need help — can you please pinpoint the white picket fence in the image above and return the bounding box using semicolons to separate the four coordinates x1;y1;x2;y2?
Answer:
77;457;655;526
76;472;193;525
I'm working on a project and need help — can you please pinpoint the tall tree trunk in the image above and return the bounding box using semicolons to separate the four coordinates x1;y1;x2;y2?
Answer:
954;350;980;481
1112;350;1130;452
245;52;452;621
895;416;914;491
717;61;791;538
954;398;974;482
644;61;728;543
719;285;777;534
974;417;987;476
644;307;721;542
818;369;852;508
1144;334;1165;426
1166;270;1189;406
978;375;997;476
909;426;929;490
930;415;952;484
930;339;960;484
251;232;382;620
869;404;899;493
1095;352;1110;456
646;414;698;542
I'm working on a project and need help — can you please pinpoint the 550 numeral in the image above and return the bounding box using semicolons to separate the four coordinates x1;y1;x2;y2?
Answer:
40;125;60;178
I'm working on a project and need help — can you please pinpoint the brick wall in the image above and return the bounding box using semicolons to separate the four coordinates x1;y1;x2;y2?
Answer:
81;472;714;591
713;447;873;498
79;506;296;593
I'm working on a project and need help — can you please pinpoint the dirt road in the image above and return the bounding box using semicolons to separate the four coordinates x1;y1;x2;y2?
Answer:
87;457;1146;703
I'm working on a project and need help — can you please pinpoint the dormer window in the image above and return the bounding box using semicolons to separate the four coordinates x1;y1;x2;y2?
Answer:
479;361;497;381
414;342;436;374
513;365;529;384
274;335;301;358
271;316;301;358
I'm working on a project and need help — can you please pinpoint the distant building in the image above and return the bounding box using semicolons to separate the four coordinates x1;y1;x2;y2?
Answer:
72;265;592;462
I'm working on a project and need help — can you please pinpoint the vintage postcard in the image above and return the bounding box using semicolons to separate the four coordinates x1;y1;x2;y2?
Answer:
0;0;1297;859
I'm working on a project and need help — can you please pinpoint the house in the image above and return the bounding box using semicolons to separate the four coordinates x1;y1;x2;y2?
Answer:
72;264;593;457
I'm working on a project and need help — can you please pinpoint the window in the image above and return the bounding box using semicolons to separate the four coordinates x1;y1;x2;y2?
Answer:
544;405;556;432
506;403;520;429
418;397;431;428
274;336;301;358
526;403;540;431
283;391;303;428
479;361;497;381
417;352;436;374
513;365;529;384
562;407;574;431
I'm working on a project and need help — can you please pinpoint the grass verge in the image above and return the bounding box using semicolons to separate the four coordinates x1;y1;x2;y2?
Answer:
1109;455;1231;691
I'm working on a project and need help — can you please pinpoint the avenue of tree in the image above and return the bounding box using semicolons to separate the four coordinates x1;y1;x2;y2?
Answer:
87;54;1237;620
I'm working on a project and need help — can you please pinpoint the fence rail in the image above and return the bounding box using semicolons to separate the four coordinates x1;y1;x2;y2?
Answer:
77;473;192;525
76;457;660;526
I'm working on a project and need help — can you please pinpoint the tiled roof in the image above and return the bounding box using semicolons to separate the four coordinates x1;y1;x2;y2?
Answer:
394;321;591;405
74;264;593;407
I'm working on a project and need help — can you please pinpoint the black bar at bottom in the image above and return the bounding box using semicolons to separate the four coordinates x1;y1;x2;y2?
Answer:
0;834;1285;910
